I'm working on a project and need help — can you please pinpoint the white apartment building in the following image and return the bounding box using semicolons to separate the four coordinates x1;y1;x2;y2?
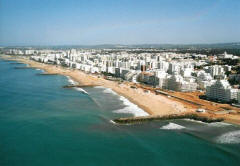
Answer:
27;48;237;97
24;50;35;55
167;74;197;92
196;70;214;90
206;80;238;102
206;65;225;77
180;68;193;77
168;62;180;74
158;61;169;72
231;89;239;101
155;70;168;89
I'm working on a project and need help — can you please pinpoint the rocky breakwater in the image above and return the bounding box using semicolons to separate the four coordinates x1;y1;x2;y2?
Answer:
113;113;224;124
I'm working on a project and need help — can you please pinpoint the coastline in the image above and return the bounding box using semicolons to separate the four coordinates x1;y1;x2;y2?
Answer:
1;55;240;126
0;55;190;116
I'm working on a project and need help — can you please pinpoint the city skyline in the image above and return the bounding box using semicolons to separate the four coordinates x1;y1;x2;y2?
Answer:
0;0;240;45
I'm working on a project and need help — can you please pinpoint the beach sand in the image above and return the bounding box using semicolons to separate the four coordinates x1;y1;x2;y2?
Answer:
1;55;189;116
1;55;240;125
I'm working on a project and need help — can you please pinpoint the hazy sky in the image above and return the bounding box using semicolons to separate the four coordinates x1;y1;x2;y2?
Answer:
0;0;239;45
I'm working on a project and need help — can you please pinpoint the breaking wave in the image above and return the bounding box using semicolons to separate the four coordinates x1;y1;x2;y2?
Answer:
94;86;148;117
66;76;87;94
160;123;185;130
95;86;117;95
216;130;240;144
102;88;118;95
94;86;105;89
109;120;117;124
184;119;206;124
35;68;45;73
74;87;88;94
208;122;232;127
66;76;78;85
184;119;232;127
113;96;149;117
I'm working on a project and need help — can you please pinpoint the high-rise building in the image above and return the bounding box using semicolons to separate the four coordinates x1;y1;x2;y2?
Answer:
206;80;238;102
207;65;225;77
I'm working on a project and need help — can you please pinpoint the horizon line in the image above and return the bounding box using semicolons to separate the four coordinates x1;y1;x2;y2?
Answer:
1;41;240;47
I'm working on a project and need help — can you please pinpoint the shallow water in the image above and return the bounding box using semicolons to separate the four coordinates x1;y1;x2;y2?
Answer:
0;59;240;166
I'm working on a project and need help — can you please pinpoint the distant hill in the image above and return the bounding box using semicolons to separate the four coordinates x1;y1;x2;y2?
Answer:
2;42;240;49
128;43;240;49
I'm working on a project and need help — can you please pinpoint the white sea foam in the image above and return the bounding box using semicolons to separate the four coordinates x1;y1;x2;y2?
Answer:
184;119;232;127
96;87;118;95
208;122;232;127
102;88;118;95
94;86;149;117
94;86;105;89
160;123;185;130
109;120;117;124
66;76;88;94
36;68;44;72
184;118;207;124
113;96;149;117
66;76;78;85
216;130;240;144
74;87;88;94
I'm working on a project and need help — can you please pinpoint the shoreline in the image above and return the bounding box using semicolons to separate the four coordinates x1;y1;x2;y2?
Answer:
1;55;240;126
0;55;189;116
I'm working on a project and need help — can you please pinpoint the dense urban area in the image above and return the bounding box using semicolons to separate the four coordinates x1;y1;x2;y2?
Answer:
1;47;240;107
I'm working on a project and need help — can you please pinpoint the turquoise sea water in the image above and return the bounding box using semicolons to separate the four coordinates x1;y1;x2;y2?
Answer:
0;58;240;166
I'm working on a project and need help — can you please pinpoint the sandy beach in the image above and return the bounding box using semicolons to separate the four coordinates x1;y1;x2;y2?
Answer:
1;55;190;116
1;55;240;125
28;60;190;116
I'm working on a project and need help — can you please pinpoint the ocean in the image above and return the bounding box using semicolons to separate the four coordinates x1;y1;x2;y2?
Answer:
0;58;240;166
